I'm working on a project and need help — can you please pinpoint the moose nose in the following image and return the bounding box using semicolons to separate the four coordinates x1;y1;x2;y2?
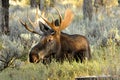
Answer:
29;53;39;63
33;59;39;63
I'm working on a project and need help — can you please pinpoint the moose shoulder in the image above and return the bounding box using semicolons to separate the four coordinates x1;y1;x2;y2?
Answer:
20;8;91;63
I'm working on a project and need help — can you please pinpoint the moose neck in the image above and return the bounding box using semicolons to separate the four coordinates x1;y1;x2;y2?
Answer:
55;31;61;56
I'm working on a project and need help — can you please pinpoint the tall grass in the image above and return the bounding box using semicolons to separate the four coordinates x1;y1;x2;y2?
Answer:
0;51;119;80
0;4;120;80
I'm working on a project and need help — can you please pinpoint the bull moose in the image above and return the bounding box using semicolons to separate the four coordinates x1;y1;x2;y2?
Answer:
20;8;91;63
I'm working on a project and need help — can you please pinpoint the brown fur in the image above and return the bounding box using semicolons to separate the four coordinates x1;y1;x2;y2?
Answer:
59;33;91;62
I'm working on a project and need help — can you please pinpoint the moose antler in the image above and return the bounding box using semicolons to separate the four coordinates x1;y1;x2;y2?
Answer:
19;19;42;35
40;8;74;31
28;6;39;28
59;8;74;30
19;7;44;35
40;14;59;31
54;8;62;25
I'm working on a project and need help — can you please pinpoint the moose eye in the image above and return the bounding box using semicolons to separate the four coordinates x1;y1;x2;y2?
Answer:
47;36;54;42
48;39;52;42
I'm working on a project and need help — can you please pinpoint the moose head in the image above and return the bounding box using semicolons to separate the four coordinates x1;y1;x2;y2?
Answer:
20;8;91;63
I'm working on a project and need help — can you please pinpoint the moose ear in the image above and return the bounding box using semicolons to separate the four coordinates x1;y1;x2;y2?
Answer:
39;21;53;34
60;9;74;30
54;19;61;26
